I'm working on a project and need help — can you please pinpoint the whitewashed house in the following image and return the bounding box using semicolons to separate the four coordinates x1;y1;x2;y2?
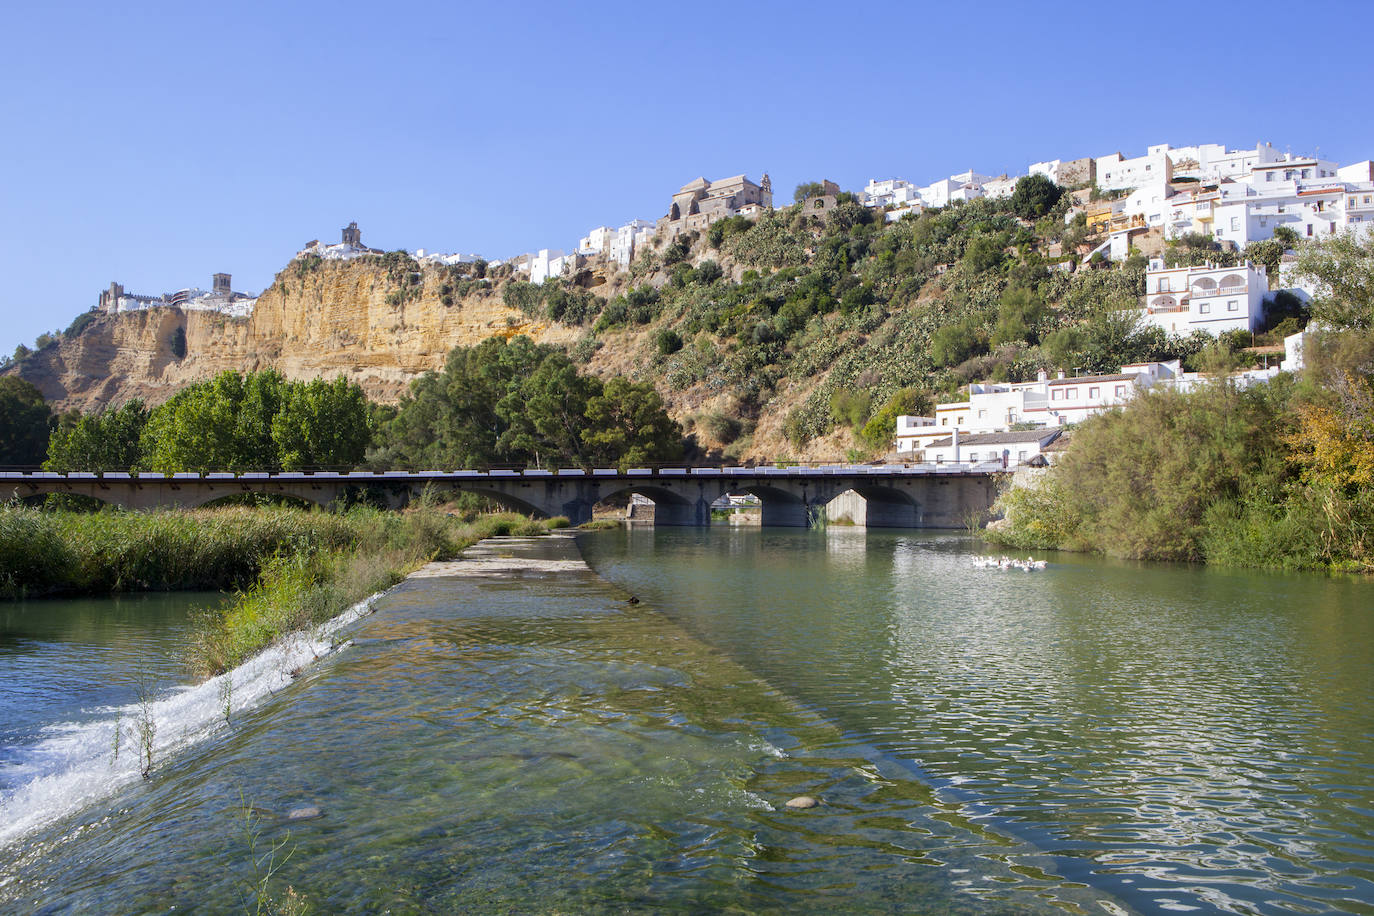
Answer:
1096;145;1174;191
578;226;615;255
529;248;570;284
893;416;945;456
1138;257;1269;335
921;428;1063;467
609;220;655;268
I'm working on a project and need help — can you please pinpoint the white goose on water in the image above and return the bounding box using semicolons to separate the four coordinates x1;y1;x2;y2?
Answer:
973;555;1047;571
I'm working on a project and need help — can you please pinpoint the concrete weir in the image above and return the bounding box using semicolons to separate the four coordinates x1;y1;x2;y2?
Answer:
1;465;1003;529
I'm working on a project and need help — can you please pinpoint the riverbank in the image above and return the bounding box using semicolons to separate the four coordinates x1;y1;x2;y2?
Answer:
191;508;570;676
0;504;566;675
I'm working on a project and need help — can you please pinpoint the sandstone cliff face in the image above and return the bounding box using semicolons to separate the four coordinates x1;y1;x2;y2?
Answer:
15;260;578;413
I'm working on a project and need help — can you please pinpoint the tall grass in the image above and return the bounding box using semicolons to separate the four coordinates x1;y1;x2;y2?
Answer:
0;506;358;599
0;503;559;677
188;509;555;676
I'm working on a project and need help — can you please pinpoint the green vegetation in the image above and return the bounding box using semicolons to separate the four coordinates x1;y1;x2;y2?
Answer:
0;500;561;676
0;505;359;598
137;370;370;472
1293;229;1374;330
46;399;148;471
552;185;1259;453
190;507;555;676
989;330;1374;571
369;336;682;469
0;377;53;466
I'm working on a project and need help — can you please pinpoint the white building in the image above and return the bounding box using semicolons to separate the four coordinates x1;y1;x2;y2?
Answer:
577;226;615;255
862;178;922;208
609;219;656;268
923;367;1158;437
919;428;1063;467
1138;257;1269;335
414;250;485;267
1096;144;1174;191
529;248;573;284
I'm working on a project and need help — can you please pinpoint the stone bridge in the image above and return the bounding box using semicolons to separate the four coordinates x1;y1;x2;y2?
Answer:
1;465;1006;528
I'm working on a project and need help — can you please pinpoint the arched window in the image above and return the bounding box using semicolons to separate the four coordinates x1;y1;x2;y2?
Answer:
1219;273;1244;289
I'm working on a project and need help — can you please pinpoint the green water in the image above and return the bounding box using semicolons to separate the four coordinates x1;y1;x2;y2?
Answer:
1;529;1370;914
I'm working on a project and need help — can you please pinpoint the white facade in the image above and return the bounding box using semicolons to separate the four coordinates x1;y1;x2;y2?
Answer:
1096;144;1174;191
577;226;615;255
609;219;655;268
926;367;1157;435
1138;258;1269;335
919;428;1063;467
529;248;567;284
893;416;945;455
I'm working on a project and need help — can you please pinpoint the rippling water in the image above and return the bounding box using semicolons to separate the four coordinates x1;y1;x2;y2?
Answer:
1;529;1370;914
581;527;1374;915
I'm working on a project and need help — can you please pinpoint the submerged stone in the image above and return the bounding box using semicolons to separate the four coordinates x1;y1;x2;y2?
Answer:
784;796;819;809
286;805;322;821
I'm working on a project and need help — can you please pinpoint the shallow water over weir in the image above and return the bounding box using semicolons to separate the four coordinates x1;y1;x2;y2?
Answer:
1;529;1370;914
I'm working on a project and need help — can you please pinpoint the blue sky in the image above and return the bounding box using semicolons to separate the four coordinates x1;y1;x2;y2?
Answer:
3;0;1373;359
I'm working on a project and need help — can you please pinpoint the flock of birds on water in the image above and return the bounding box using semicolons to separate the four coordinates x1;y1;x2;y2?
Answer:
974;555;1048;571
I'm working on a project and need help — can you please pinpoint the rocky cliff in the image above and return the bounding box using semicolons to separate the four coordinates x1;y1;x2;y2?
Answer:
14;259;579;413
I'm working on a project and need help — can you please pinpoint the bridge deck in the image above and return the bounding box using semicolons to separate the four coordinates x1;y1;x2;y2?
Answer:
0;464;1004;483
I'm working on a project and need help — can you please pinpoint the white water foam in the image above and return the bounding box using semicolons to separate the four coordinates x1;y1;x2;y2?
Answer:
0;594;381;850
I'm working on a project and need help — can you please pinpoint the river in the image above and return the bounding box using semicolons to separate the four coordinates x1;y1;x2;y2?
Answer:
0;528;1370;914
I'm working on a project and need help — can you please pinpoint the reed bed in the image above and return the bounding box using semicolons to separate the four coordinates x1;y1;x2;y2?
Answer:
0;504;559;677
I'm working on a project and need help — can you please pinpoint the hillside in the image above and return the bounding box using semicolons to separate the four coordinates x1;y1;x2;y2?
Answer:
9;185;1289;462
12;257;578;414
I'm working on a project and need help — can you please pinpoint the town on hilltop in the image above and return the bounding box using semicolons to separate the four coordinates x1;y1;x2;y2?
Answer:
78;137;1373;466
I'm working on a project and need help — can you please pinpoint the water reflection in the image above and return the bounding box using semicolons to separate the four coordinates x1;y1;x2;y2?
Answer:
582;527;1374;915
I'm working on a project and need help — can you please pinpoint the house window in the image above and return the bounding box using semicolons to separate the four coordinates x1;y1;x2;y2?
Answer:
1115;385;1126;396
1227;300;1239;311
1066;388;1079;400
1231;217;1240;231
1089;386;1100;398
1052;389;1063;401
1307;224;1313;237
1017;450;1027;462
1200;303;1211;314
977;409;987;419
957;417;964;425
968;452;977;462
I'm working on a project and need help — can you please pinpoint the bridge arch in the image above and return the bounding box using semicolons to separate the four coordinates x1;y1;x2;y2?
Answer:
728;484;815;528
416;484;547;518
849;485;921;528
599;484;699;526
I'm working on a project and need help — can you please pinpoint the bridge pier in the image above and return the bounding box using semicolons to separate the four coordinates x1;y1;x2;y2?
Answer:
1;468;1003;530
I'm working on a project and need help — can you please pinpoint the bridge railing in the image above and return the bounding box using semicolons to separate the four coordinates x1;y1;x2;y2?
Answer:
0;461;1012;480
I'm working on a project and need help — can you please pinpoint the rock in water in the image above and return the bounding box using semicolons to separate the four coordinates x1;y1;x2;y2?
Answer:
784;796;819;809
286;805;322;821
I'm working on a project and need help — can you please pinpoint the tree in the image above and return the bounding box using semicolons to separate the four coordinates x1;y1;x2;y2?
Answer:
1293;229;1374;330
139;369;371;472
497;353;601;466
930;319;987;368
860;387;930;452
271;377;371;470
962;233;1008;274
1010;173;1063;221
0;377;52;466
583;377;684;468
991;286;1050;346
1273;225;1300;247
45;400;148;471
794;182;827;204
